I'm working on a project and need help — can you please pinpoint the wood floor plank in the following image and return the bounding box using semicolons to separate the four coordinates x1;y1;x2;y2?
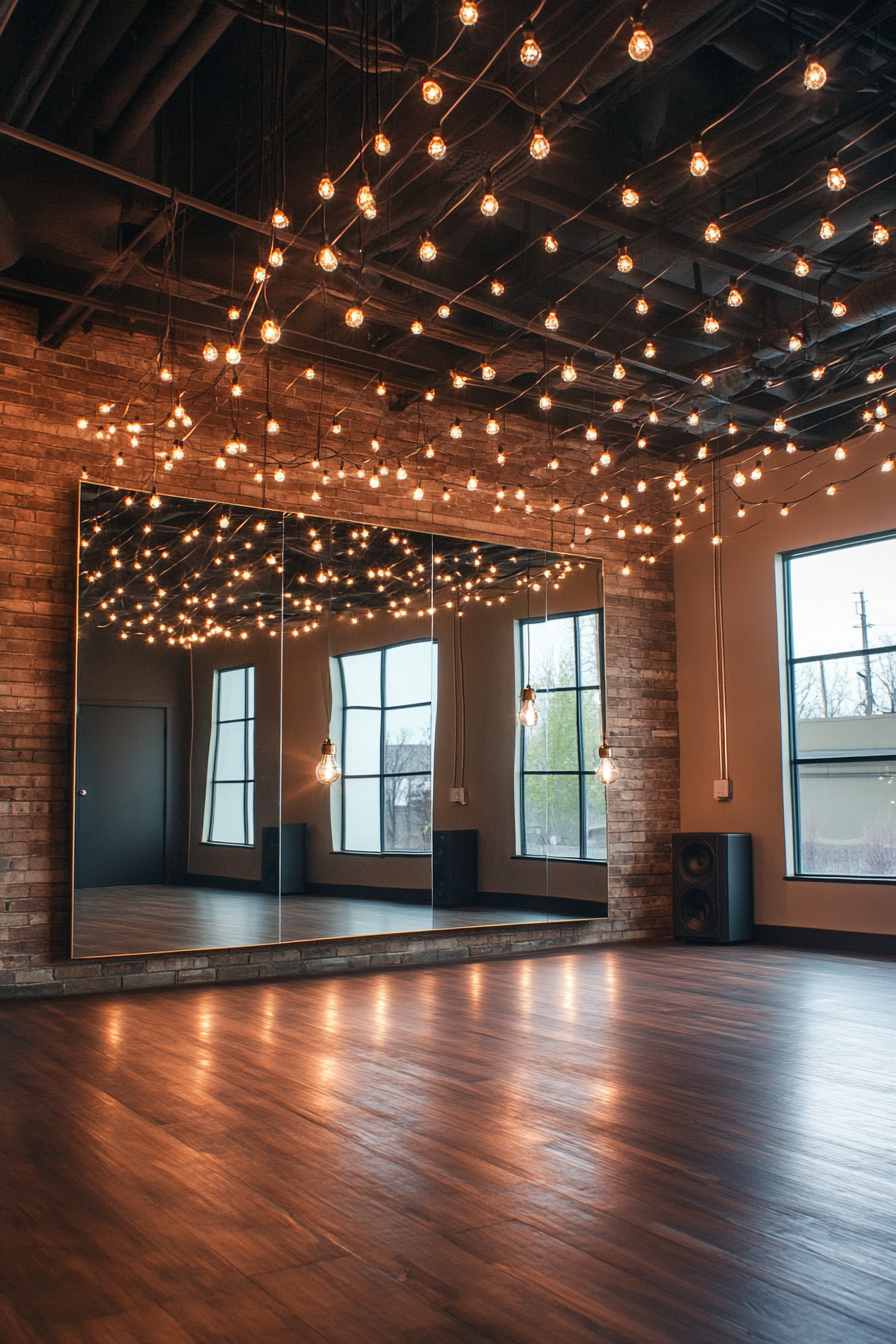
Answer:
0;943;894;1343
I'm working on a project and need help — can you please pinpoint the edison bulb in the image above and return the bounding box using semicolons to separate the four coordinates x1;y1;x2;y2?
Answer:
586;425;598;442
316;738;341;783
480;191;499;216
872;216;890;245
728;282;743;307
419;234;437;261
410;319;424;335
617;246;633;272
202;341;218;362
596;746;618;784
774;415;786;432
318;174;335;200
520;29;541;66
269;247;284;267
77;417;88;429
635;291;649;314
530;126;550;160
225;345;241;365
544;308;559;330
544;233;558;253
644;341;656;358
539;393;552;410
452;371;466;388
622;185;639;208
827;158;846;190
414;484;424;499
733;467;746;486
228;305;240;322
812;364;826;380
357;182;375;213
316;243;338;272
376;379;387;397
260;318;280;343
788;332;803;352
561;360;576;382
794;252;810;277
149;493;161;509
705;219;721;243
751;461;762;480
159;366;173;383
266;417;279;435
481;362;495;380
613;359;625;380
345;305;364;328
374;131;391;156
450;418;463;439
422;78;442;104
518;685;538;727
804;56;826;89
690;143;709;176
459;1;478;25
820;216;835;240
704;311;719;334
254;265;267;284
271;206;289;229
491;278;504;296
628;24;652;61
700;372;714;388
428;134;447;160
687;409;699;426
486;416;500;438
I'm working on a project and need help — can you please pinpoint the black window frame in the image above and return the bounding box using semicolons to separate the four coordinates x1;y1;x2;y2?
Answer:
337;638;435;856
516;608;607;863
782;528;896;881
203;663;255;847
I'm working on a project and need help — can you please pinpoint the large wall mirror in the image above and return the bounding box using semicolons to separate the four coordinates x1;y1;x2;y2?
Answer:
73;483;609;957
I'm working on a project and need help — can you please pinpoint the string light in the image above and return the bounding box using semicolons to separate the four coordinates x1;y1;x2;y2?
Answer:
648;404;659;424
520;27;541;66
438;304;451;319
585;425;598;441
490;277;504;296
628;21;653;61
450;418;463;439
345;304;364;328
812;364;826;380
544;308;559;330
266;417;279;435
704;218;721;243
357;181;376;215
414;484;425;499
687;408;699;426
539;392;552;411
827;157;846;190
819;216;835;240
867;367;884;383
611;397;625;412
428;134;447;160
872;216;890;245
622;185;639;208
159;366;173;383
834;445;847;460
794;250;810;277
617;242;633;272
225;344;241;365
704;305;719;334
644;340;656;358
269;247;284;268
733;467;745;486
227;304;240;322
422;77;442;104
374;131;391;156
600;450;611;466
253;265;267;284
459;0;478;23
561;360;577;382
410;319;424;335
480;186;499;216
804;54;827;89
690;142;709;176
331;416;342;434
318;174;335;200
419;233;437;261
788;332;803;352
452;370;466;389
826;484;836;495
467;471;478;490
202;341;218;362
612;357;625;380
316;242;338;272
486;414;499;434
883;457;895;472
774;414;786;432
230;378;242;397
544;233;559;253
635;290;649;315
832;298;847;316
424;389;435;402
260;318;281;344
750;460;762;480
700;372;714;388
481;362;496;380
786;441;798;453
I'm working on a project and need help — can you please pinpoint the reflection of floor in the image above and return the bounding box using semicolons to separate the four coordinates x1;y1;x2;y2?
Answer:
72;885;581;958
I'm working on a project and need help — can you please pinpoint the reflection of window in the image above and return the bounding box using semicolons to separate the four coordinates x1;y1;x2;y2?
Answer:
517;611;606;861
204;666;255;846
336;640;436;854
783;533;896;878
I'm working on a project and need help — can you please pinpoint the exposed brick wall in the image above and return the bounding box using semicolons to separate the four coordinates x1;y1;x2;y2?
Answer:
0;299;679;997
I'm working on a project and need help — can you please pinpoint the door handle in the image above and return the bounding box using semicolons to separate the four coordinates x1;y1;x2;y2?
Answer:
77;789;87;796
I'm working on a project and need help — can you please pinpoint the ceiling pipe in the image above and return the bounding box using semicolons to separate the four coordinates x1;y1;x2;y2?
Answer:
17;0;104;131
1;0;86;124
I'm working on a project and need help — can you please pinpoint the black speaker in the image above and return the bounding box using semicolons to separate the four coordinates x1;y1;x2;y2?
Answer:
432;830;478;908
672;832;753;942
261;823;307;894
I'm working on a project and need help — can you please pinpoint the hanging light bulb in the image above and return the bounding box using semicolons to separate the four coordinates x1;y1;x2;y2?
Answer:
460;0;478;23
271;206;289;230
450;418;463;439
520;27;541;66
172;442;184;460
727;278;743;307
316;738;341;783
788;332;803;352
733;467;746;486
635;290;649;315
834;445;847;461
481;362;496;380
596;741;619;783
871;216;890;245
414;484;425;499
480;186;499;216
867;367;885;383
316;242;338;272
875;399;889;418
490;277;504;296
804;54;827;89
644;340;656;359
331;416;342;434
622;184;639;208
374;130;391;156
882;456;895;472
231;378;242;397
628;21;652;61
115;452;125;467
728;420;738;435
617;242;633;272
452;370;466;388
750;460;762;480
253;265;267;284
585;425;598;441
269;247;284;268
425;389;435;402
159;365;173;383
438;304;451;319
422;77;443;104
318;173;335;200
428;134;447;160
375;378;387;397
425;442;435;457
544;308;559;330
612;398;625;412
225;344;241;365
486;414;500;435
819;216;835;240
700;372;714;389
345;304;364;328
544;233;559;253
794;250;810;277
690;142;709;177
613;357;625;380
687;408;700;426
827;158;846;190
517;682;539;727
410;319;424;335
357;181;376;214
561;359;577;382
260;318;281;344
539;392;552;410
600;450;612;465
774;414;786;432
529;121;550;160
812;364;826;380
419;233;437;261
704;218;721;243
704;305;719;334
465;471;478;491
202;340;218;362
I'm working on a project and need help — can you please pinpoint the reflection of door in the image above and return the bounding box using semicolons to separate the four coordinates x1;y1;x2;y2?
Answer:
75;705;166;887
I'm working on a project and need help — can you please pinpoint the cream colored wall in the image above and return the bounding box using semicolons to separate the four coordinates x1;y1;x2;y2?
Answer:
674;426;896;933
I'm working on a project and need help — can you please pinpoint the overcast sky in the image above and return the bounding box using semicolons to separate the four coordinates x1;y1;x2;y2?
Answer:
789;535;896;658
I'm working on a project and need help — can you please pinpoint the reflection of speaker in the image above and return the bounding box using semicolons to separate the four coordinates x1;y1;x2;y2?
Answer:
261;823;307;894
672;833;753;942
432;830;478;908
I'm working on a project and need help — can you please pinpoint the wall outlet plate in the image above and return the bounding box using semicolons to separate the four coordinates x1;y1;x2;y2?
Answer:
449;787;467;805
713;778;733;800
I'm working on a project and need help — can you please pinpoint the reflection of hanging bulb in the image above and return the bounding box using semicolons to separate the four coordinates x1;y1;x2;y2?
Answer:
261;318;280;343
804;55;827;90
422;78;442;104
705;218;721;243
544;308;559;330
318;174;335;200
819;216;835;240
628;23;652;61
331;417;342;434
428;134;447;160
518;685;538;727
520;29;541;66
690;143;709;176
622;185;639;208
231;379;242;398
374;131;391;156
160;366;173;382
414;484;424;499
202;341;218;362
733;467;746;486
827;158;846;190
530;122;550;160
345;304;364;328
316;243;338;272
316;738;341;783
419;233;437;261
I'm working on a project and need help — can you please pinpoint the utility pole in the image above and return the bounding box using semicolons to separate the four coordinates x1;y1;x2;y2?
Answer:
854;591;874;715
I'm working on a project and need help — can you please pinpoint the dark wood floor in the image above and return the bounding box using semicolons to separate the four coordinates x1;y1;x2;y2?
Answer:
0;943;893;1344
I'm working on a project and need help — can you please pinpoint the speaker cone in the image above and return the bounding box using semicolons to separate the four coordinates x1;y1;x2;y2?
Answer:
679;838;715;882
677;886;717;935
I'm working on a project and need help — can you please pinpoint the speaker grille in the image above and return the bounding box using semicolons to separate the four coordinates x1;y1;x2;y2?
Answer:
676;886;718;935
679;838;715;882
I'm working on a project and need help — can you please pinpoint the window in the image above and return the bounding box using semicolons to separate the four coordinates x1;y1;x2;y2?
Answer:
517;610;606;861
204;665;255;846
783;532;896;878
335;640;436;854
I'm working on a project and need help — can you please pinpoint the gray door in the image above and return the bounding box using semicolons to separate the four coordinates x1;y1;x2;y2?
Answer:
75;705;166;887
